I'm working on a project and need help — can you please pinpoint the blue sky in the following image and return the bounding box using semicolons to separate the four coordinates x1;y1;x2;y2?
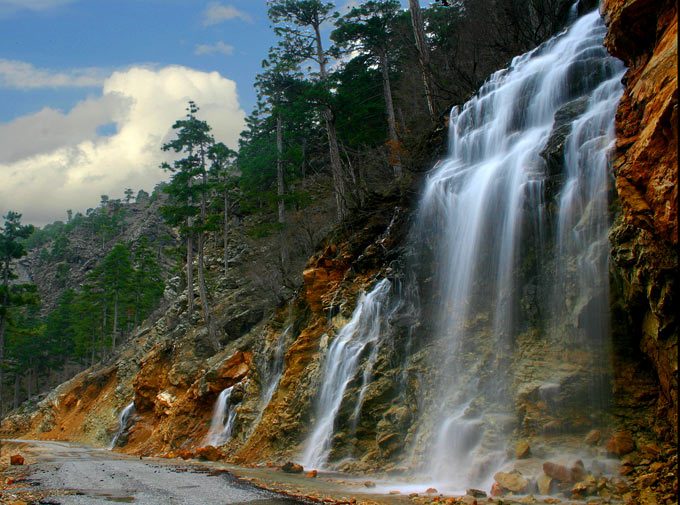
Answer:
0;0;417;226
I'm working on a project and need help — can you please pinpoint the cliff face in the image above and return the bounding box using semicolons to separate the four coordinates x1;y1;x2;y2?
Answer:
603;0;678;436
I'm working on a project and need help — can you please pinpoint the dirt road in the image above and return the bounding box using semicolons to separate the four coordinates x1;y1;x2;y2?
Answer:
0;439;305;505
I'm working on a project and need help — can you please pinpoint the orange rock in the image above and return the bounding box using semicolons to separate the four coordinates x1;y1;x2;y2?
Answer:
281;461;304;473
306;470;318;478
10;454;24;465
605;431;636;456
543;461;573;482
425;487;438;494
389;490;401;494
489;483;503;496
196;445;224;462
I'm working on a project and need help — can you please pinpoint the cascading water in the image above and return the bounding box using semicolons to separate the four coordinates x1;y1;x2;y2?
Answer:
109;401;135;450
261;325;291;409
301;278;393;469
409;8;624;490
204;386;238;447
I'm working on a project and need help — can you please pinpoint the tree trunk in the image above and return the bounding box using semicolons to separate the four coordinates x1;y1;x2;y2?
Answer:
314;21;348;222
13;372;19;410
112;289;119;349
408;0;437;123
380;52;402;178
223;188;229;276
277;112;285;225
198;164;220;352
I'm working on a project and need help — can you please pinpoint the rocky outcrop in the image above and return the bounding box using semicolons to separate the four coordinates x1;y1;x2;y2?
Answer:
603;0;678;436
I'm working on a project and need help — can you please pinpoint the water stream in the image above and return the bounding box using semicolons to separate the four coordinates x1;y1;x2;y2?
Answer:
204;387;238;447
109;401;135;450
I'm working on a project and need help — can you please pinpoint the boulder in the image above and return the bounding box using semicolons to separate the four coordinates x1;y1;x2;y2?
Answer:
543;461;572;482
196;445;224;462
281;461;304;473
537;474;553;495
570;460;585;481
494;471;530;493
467;488;487;498
306;470;317;478
515;440;531;459
10;454;24;465
490;482;504;496
584;429;600;445
605;430;636;456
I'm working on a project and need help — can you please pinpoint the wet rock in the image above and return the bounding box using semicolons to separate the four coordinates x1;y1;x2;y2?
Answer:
466;488;487;498
515;440;531;459
537;474;553;495
605;430;636;456
584;429;600;445
281;461;303;473
570;460;585;482
305;470;317;478
641;442;661;457
363;481;376;488
494;471;530;493
196;445;224;462
490;482;503;496
10;454;24;465
542;461;573;482
425;487;438;494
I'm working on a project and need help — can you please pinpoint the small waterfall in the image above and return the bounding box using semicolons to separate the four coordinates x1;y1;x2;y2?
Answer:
408;9;624;490
261;325;291;409
109;401;135;450
301;278;392;469
204;387;238;447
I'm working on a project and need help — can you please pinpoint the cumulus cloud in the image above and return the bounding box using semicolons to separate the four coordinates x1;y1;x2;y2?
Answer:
203;3;252;26
195;41;235;56
0;58;106;88
0;65;245;227
0;0;75;16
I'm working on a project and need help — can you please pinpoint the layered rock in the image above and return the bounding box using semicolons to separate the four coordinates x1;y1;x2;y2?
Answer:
603;0;678;435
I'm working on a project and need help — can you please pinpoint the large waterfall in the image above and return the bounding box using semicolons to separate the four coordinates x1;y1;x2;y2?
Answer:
299;7;624;492
411;8;625;490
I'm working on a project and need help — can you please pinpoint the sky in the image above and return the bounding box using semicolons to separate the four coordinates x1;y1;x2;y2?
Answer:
0;0;418;227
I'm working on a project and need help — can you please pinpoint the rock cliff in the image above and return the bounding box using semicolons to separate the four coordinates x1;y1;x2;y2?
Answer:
603;0;678;436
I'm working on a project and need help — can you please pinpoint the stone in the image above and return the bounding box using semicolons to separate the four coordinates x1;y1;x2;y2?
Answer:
570;460;585;482
10;454;24;465
641;443;661;456
542;461;573;483
466;489;487;498
306;470;318;478
494;471;530;493
584;429;600;445
605;430;636;456
537;474;553;495
515;440;531;459
425;488;438;494
281;461;304;473
363;481;376;488
196;445;224;462
490;483;504;496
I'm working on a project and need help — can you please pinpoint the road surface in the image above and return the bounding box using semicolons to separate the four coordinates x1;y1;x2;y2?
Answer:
2;439;306;505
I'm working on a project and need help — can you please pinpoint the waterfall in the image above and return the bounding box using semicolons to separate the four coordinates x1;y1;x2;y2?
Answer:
261;325;291;409
301;278;393;469
411;9;624;490
109;401;135;450
204;386;238;447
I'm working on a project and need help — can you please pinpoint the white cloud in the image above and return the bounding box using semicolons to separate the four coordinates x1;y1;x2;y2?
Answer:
0;58;106;89
0;65;245;227
0;0;76;16
203;3;252;26
195;41;235;56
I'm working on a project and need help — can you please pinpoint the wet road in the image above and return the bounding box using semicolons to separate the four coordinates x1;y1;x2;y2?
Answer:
3;440;305;505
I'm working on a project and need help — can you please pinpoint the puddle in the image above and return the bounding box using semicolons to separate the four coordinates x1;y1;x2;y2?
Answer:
74;489;136;503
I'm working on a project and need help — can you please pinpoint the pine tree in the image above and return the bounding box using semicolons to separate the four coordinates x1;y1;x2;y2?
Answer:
161;101;220;352
0;212;36;414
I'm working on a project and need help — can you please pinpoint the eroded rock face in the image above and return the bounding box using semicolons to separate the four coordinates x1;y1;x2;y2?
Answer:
603;0;678;434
